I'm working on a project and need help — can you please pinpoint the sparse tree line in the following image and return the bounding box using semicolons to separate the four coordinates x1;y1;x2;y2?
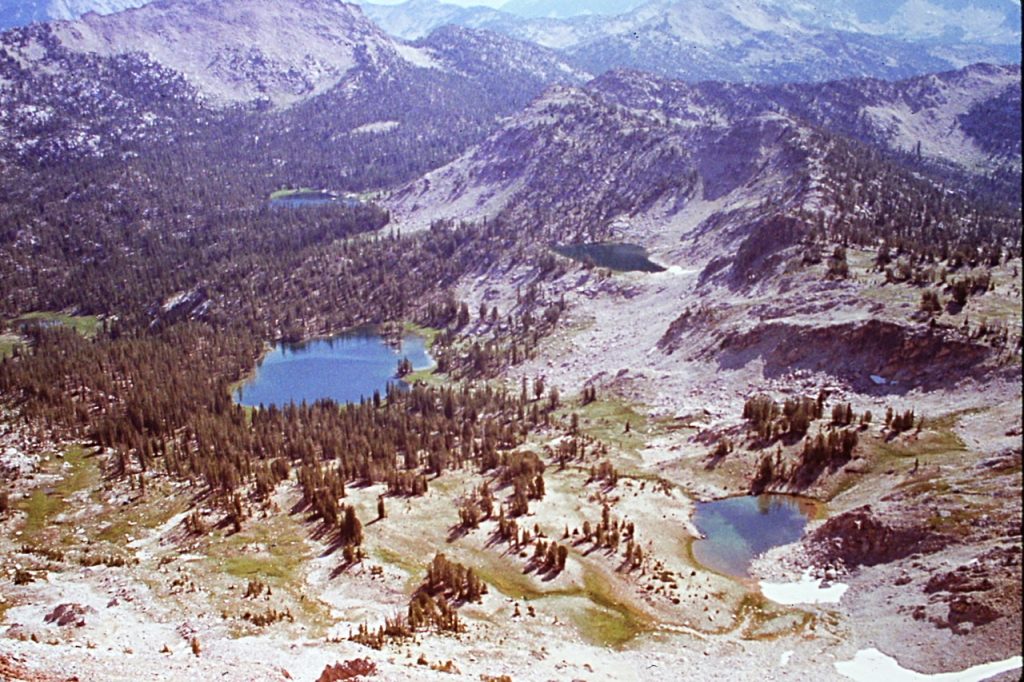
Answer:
740;391;930;492
790;135;1021;340
811;136;1020;266
424;281;569;382
349;553;485;649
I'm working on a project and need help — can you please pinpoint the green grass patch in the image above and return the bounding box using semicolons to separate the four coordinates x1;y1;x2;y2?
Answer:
473;558;650;648
0;334;21;359
576;568;651;647
16;446;97;545
895;474;951;496
95;518;137;545
222;555;295;581
214;515;310;584
401;323;446;386
16;312;101;338
563;397;662;457
93;490;184;547
403;322;441;348
57;447;95;496
473;561;553;603
204;513;337;636
868;425;967;464
403;367;446;386
575;602;644;648
18;488;63;539
926;506;978;539
374;546;421;577
734;592;814;640
848;412;981;503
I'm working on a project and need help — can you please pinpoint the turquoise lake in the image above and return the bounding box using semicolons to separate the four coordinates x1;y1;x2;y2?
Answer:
691;495;816;577
234;328;431;407
269;191;362;209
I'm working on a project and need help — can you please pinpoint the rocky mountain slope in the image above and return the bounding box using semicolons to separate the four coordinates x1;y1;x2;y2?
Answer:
13;0;581;109
0;0;148;30
50;0;446;106
393;56;1022;682
497;0;1024;46
500;0;649;18
594;63;1023;199
389;63;1022;234
0;24;209;165
0;2;595;318
359;0;512;41
556;0;951;82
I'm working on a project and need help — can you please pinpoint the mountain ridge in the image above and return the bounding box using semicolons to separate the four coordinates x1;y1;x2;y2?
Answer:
388;62;1021;237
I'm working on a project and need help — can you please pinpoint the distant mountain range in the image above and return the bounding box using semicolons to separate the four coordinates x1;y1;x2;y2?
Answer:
776;0;1021;45
2;0;1017;192
362;0;1019;83
492;0;1022;44
499;0;649;19
2;1;1019;85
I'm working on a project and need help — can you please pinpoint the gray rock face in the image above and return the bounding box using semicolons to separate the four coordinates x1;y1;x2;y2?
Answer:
43;602;96;627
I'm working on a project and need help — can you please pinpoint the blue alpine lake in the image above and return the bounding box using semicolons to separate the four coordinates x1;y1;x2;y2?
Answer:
233;328;432;408
691;495;817;578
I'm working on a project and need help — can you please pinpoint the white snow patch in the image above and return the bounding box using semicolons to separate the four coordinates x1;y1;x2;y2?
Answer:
661;265;701;277
161;291;190;312
835;649;1022;682
351;120;400;134
780;651;793;667
760;569;848;605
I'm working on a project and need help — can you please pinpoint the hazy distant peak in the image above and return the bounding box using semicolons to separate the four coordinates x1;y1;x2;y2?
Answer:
499;0;647;18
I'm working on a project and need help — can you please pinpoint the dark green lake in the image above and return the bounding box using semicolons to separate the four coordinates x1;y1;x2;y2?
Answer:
552;242;665;273
234;328;431;407
691;495;816;577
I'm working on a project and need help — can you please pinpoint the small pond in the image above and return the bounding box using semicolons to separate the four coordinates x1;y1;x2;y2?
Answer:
234;327;431;408
552;242;665;273
269;190;362;209
691;495;818;578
